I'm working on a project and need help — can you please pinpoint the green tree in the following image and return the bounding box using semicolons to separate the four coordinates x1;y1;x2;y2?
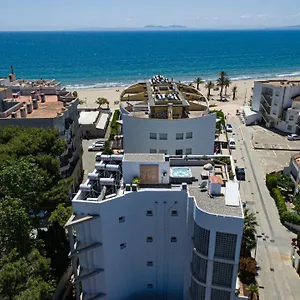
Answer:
241;209;258;257
217;71;228;99
72;91;78;98
0;198;33;255
239;257;257;284
224;77;232;95
205;81;214;99
49;204;72;227
95;97;109;109
232;86;238;100
195;77;203;90
247;283;259;300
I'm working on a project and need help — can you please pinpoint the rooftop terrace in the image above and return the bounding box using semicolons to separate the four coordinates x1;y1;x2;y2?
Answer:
259;79;300;87
74;154;243;218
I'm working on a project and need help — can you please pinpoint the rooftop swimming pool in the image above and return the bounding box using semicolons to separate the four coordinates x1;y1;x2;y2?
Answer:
170;167;193;184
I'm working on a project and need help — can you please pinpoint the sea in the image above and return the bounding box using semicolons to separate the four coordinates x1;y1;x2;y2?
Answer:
1;30;300;89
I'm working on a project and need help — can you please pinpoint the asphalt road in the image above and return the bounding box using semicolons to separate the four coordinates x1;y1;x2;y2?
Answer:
228;114;300;300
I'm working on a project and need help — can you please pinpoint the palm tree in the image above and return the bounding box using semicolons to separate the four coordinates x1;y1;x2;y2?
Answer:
95;97;109;109
205;81;214;99
217;71;227;100
224;77;231;95
232;86;237;100
195;77;203;90
72;91;78;98
241;209;258;257
247;283;259;300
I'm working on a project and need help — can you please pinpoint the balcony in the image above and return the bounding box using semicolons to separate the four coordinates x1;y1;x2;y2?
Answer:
260;101;271;115
261;93;272;107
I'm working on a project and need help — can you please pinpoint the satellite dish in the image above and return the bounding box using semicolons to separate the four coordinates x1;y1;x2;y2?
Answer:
199;181;208;189
163;172;168;177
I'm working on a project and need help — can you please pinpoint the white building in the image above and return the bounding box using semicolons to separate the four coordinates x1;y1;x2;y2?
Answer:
252;79;300;133
285;153;300;195
120;75;216;155
66;153;245;300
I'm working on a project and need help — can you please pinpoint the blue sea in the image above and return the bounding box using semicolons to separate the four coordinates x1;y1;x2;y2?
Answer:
1;30;300;88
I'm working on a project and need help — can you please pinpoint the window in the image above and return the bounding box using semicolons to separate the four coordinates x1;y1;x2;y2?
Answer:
159;149;167;154
119;216;125;223
170;237;177;243
159;133;168;140
186;148;192;155
190;277;206;300
171;210;178;216
147;284;153;289
287;125;293;131
186;132;193;139
191;252;208;283
150;133;157;140
147;261;153;267
211;289;231;300
175;149;183;155
146;210;153;216
193;224;210;256
120;243;126;250
147;236;153;243
150;149;157;153
212;261;233;288
214;232;237;260
176;133;184;140
289;115;294;121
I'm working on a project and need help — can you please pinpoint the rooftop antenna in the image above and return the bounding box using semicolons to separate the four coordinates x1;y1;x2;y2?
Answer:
10;65;14;74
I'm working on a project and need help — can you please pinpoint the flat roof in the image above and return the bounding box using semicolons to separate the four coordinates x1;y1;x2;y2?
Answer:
79;111;99;125
124;153;165;162
242;106;259;117
225;182;240;207
96;113;110;130
259;79;300;87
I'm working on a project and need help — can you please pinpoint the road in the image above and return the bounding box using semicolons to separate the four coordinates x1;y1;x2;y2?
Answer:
228;114;300;300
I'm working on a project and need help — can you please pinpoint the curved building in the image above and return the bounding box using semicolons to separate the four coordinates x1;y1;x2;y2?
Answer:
67;153;244;300
120;75;216;155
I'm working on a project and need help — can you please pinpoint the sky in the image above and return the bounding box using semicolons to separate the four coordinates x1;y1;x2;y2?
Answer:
1;0;300;30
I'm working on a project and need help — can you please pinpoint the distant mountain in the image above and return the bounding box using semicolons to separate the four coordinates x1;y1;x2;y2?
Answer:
144;25;187;30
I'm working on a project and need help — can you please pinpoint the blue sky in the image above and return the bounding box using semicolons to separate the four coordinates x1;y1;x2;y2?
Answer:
1;0;300;30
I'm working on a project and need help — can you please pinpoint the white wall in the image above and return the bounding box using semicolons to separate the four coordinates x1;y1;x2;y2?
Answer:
252;82;263;112
122;113;216;155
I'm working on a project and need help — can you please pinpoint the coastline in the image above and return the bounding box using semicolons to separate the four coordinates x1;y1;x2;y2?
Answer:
75;76;300;115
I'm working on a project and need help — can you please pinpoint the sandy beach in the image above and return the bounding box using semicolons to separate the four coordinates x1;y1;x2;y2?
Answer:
74;77;300;116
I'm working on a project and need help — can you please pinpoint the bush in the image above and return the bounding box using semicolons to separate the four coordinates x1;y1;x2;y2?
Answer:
239;257;257;284
109;110;120;140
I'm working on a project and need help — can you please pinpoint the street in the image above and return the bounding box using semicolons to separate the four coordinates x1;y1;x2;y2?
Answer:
228;115;300;300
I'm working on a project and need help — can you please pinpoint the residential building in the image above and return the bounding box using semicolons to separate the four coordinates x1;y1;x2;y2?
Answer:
0;80;83;191
66;153;244;300
252;79;300;133
285;153;300;195
120;75;216;155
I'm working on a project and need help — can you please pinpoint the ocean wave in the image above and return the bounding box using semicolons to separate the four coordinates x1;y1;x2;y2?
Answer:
65;82;130;90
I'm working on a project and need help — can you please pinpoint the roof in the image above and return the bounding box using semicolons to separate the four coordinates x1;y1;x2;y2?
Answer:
96;113;110;130
242;106;259;117
259;80;300;87
210;175;223;184
292;153;300;167
291;95;300;102
79;111;99;125
124;153;165;162
225;182;240;207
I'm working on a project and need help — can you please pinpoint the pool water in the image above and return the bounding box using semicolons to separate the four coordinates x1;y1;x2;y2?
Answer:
171;167;192;178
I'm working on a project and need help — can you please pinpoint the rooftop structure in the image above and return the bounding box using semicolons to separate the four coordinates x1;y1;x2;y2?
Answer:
66;153;244;300
257;79;300;87
120;75;216;155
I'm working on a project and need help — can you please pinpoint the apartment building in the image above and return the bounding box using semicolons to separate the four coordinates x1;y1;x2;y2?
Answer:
66;153;244;300
252;79;300;133
120;75;216;155
0;83;83;191
285;153;300;196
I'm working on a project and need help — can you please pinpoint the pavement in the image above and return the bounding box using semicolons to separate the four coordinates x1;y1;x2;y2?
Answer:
228;115;300;300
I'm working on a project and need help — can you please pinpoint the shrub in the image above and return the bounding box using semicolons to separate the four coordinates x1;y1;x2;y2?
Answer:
239;257;257;284
109;110;120;140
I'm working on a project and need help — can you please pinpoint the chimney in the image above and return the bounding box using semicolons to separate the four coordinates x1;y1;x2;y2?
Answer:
32;99;38;109
40;93;45;103
167;103;173;119
26;103;33;114
209;175;222;195
20;107;27;118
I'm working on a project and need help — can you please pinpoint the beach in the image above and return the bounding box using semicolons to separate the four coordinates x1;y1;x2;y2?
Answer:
75;77;300;116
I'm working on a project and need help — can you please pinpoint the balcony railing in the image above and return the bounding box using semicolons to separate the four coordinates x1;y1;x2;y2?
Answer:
261;93;272;106
260;102;271;115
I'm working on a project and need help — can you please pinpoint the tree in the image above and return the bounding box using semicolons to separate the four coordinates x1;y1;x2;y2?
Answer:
205;81;214;99
241;209;258;257
232;86;238;100
247;283;259;300
0;198;33;255
217;71;227;99
224;77;232;95
72;91;78;98
195;77;203;90
95;97;109;109
49;204;72;227
239;257;257;284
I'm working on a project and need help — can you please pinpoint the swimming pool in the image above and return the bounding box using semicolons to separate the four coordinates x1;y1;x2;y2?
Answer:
170;167;193;184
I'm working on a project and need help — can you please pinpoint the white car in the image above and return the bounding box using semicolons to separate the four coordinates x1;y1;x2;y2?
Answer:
229;138;236;149
226;124;233;133
287;134;300;141
88;141;105;152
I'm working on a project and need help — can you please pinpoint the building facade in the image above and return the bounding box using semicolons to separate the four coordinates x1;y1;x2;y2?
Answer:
252;79;300;133
66;153;244;300
120;75;216;155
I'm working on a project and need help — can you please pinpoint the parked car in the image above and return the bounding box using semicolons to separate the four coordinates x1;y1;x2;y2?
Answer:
235;167;245;181
226;124;233;133
93;141;105;146
287;134;300;141
229;138;236;149
88;143;104;151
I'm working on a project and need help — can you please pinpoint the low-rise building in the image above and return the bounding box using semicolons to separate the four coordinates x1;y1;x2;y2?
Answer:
66;153;244;300
251;79;300;133
120;75;216;155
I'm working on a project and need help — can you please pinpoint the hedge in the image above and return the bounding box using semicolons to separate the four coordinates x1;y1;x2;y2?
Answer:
109;110;120;140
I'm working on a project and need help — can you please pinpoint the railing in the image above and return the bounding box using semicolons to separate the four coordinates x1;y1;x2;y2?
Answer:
260;101;270;115
261;93;272;106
